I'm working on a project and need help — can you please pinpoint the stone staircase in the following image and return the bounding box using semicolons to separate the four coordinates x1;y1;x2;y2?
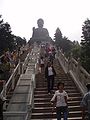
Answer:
31;59;82;120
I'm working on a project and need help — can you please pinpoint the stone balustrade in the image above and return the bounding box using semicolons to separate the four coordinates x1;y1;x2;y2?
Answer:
57;49;90;95
0;61;21;110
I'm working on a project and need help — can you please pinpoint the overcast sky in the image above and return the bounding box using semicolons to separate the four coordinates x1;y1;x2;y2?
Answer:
0;0;90;42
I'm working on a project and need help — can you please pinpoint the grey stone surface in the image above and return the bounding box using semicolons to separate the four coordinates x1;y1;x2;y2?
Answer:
10;93;29;103
18;80;31;86
14;86;30;94
4;116;26;120
7;103;27;111
20;74;32;80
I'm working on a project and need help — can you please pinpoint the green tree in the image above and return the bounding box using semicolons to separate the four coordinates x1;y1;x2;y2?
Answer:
54;27;73;57
0;15;27;55
71;41;81;59
0;15;15;54
54;27;63;49
80;18;90;72
14;36;26;47
61;36;73;56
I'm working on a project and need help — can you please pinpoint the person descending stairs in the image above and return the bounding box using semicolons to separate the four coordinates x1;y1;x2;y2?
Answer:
31;58;83;120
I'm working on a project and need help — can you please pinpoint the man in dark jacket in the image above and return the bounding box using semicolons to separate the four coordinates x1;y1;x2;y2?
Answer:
45;61;56;94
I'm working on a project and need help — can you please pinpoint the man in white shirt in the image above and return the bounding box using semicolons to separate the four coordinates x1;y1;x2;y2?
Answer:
51;82;68;120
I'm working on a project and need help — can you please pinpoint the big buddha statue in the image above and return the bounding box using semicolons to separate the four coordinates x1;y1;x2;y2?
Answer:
30;18;52;44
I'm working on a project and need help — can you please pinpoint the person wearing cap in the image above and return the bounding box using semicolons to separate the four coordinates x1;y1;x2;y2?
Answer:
80;83;90;120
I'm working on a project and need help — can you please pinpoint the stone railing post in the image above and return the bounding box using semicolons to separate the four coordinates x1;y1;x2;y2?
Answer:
67;57;70;73
31;80;34;109
77;58;81;81
68;53;73;71
18;59;21;75
12;75;15;90
3;84;7;110
22;64;24;74
20;62;23;74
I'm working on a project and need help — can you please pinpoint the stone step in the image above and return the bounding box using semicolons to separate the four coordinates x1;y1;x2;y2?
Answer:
36;84;76;88
34;89;79;94
32;106;81;113
35;86;77;91
31;111;82;119
37;78;72;81
31;117;82;120
36;81;75;85
34;96;82;102
34;93;81;98
34;101;81;107
36;85;76;88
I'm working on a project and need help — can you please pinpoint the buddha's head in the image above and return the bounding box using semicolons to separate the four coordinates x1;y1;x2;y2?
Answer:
37;18;44;28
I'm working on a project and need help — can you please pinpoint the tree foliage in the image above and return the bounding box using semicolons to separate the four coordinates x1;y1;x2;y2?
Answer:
0;15;27;55
0;15;14;53
54;27;63;49
80;18;90;72
14;36;26;46
71;41;81;59
62;36;73;56
54;27;73;56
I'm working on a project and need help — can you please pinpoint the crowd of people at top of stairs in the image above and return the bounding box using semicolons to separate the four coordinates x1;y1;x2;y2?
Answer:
38;43;56;73
0;44;30;83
